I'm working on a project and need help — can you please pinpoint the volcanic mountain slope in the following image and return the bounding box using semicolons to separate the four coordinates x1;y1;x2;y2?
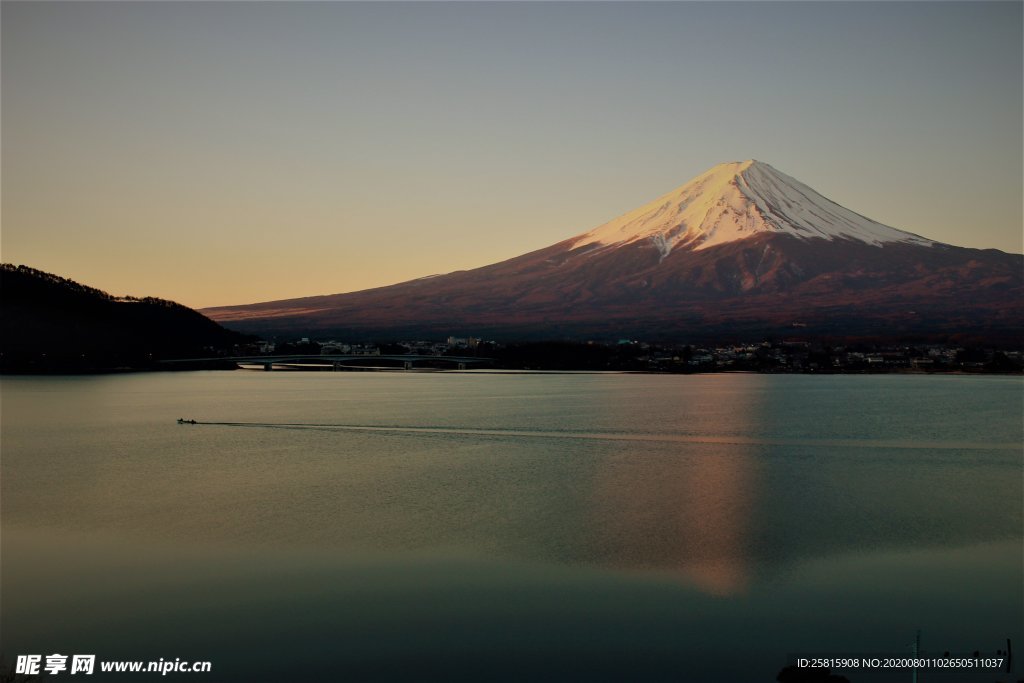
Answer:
204;161;1023;342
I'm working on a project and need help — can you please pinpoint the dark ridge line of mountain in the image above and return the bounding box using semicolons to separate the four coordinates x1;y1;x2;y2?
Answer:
1;264;250;373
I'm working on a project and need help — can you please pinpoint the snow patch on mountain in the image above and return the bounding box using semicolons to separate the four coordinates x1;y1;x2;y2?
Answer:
570;160;935;257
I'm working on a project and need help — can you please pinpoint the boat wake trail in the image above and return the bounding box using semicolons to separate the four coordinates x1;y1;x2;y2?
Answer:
177;421;1019;451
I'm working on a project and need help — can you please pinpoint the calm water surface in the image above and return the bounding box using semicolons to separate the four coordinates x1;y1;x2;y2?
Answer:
2;372;1021;681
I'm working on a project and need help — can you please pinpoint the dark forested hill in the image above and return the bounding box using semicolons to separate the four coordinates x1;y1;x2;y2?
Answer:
1;264;248;372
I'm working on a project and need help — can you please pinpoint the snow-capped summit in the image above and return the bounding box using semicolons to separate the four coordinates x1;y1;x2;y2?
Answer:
571;160;934;259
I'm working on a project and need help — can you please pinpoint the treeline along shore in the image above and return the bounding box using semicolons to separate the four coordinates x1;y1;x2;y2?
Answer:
235;336;1023;374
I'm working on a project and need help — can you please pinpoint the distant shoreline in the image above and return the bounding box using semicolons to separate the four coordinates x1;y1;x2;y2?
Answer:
4;365;1021;377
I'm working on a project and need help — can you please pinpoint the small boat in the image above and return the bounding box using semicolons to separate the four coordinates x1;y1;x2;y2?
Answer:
177;418;197;425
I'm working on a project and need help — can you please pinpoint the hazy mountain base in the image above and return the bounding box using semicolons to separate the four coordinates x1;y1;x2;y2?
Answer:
207;236;1023;346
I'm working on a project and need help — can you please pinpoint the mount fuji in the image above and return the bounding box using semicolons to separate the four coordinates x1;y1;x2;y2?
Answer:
204;161;1022;342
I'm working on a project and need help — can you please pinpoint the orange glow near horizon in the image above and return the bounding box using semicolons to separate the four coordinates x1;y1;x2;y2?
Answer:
2;2;1020;309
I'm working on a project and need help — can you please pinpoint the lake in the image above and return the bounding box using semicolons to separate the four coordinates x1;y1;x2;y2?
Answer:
2;371;1021;682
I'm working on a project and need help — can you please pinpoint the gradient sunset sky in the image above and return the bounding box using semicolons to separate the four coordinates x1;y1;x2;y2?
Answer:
3;1;1021;309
